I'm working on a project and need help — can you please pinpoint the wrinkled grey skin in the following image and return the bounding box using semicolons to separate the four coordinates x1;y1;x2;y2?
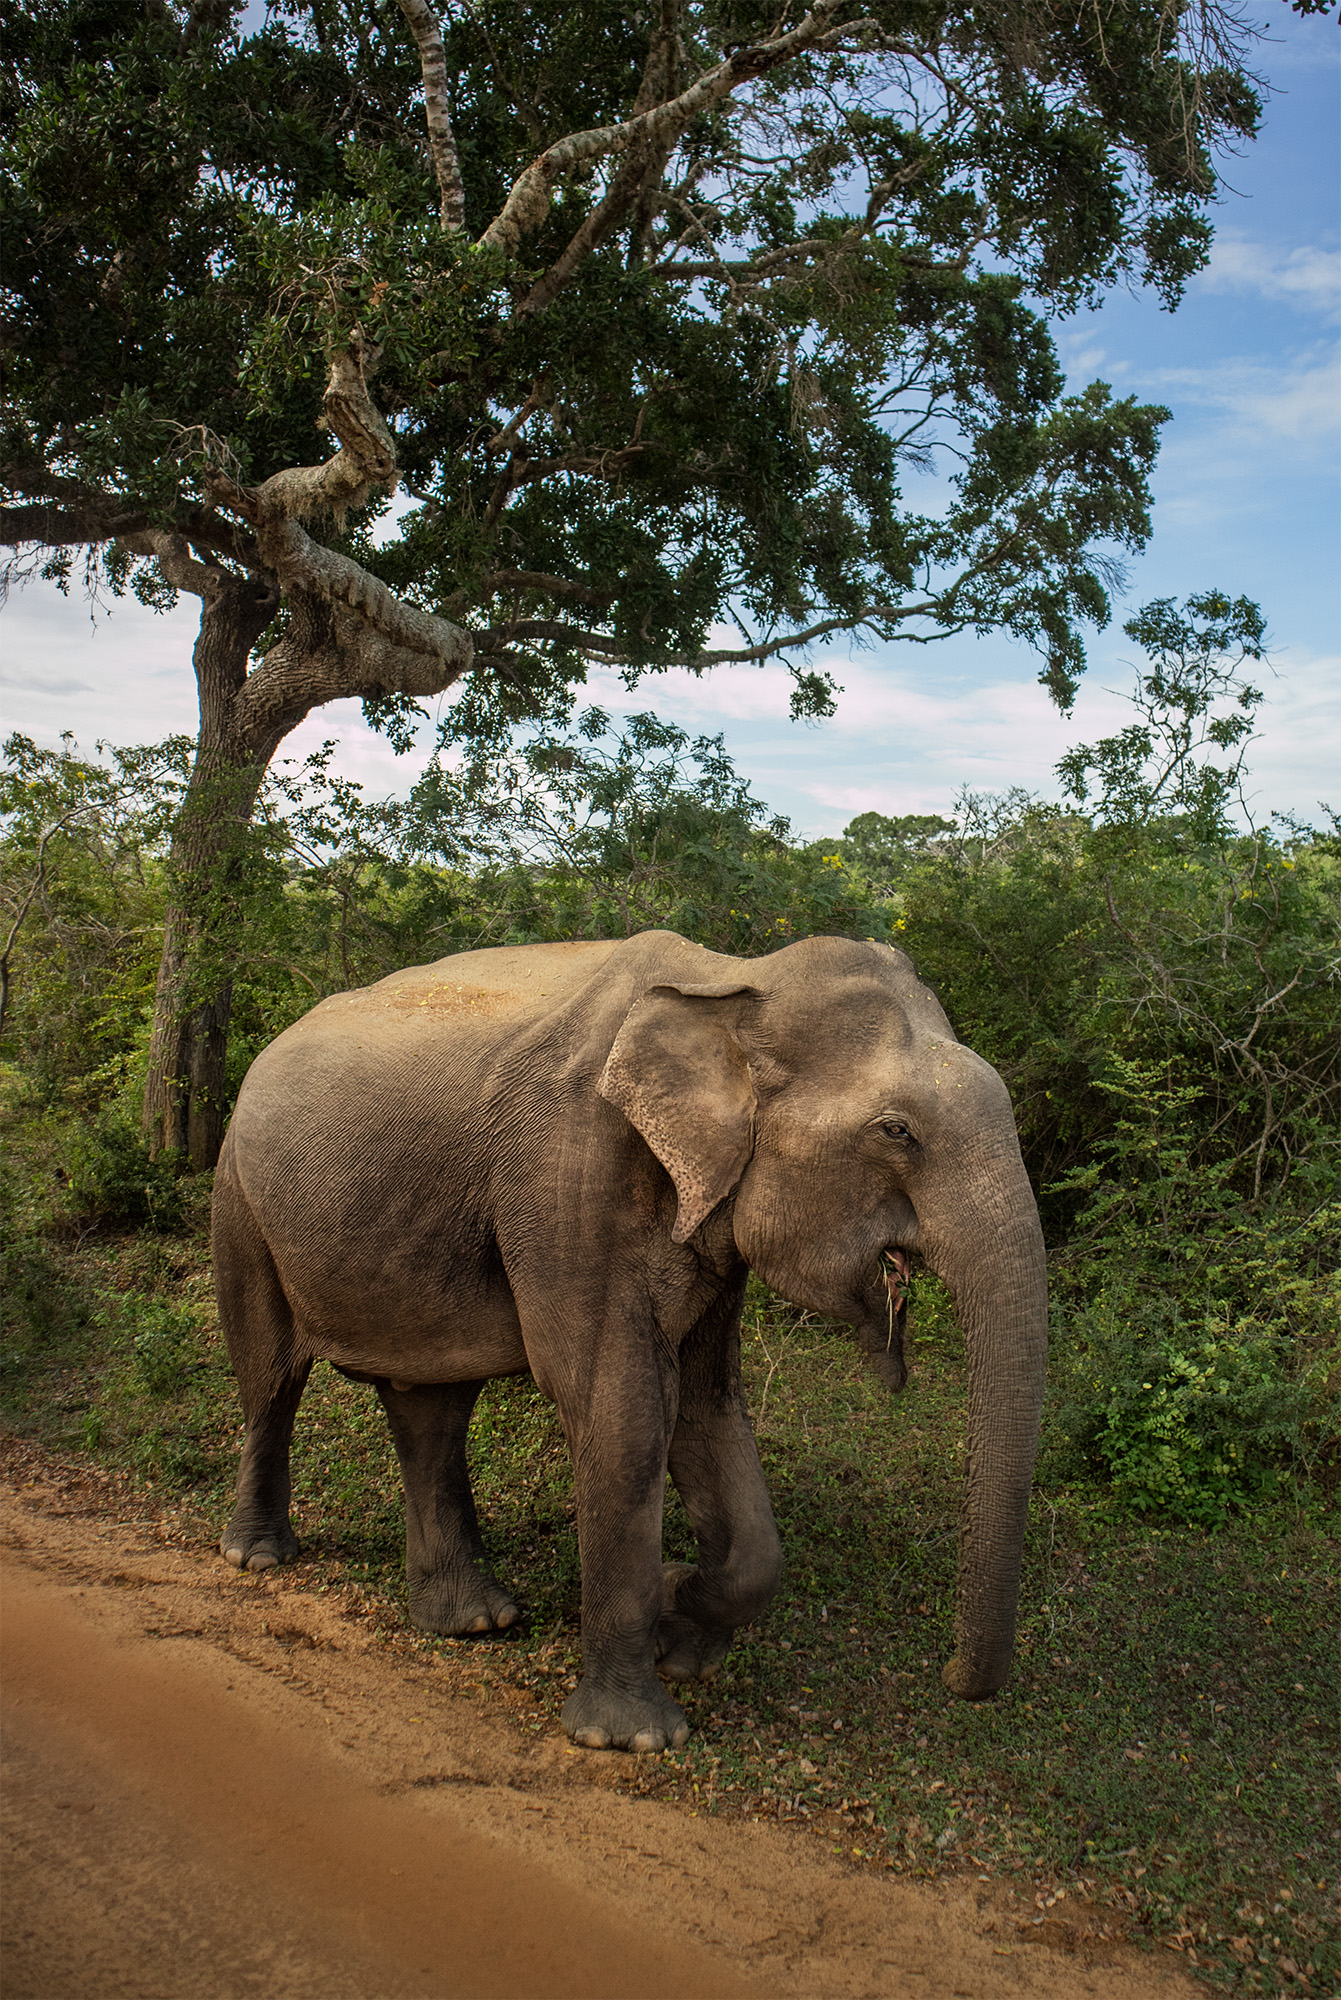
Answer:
214;932;1047;1751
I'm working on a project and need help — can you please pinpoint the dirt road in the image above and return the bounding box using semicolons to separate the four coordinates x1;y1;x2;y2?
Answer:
1;1457;1200;2000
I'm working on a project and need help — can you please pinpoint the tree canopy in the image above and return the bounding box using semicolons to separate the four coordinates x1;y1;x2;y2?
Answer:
4;0;1263;716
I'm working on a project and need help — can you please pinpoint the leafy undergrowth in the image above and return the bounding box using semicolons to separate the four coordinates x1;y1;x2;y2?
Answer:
2;1193;1336;1998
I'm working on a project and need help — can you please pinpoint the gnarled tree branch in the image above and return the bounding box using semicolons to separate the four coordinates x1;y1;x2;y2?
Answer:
246;336;398;527
477;0;860;260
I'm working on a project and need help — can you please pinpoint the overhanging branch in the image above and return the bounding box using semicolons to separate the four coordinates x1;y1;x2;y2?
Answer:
479;598;945;670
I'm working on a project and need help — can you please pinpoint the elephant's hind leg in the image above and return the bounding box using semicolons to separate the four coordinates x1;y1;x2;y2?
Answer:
375;1380;521;1636
214;1167;311;1573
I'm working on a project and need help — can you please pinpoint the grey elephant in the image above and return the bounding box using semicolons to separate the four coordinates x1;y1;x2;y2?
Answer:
214;930;1047;1751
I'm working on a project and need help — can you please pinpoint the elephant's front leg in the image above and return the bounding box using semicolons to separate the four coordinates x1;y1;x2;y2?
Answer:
559;1365;691;1754
658;1298;783;1682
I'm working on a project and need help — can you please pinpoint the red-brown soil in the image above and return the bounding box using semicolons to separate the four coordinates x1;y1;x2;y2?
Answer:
1;1451;1202;2000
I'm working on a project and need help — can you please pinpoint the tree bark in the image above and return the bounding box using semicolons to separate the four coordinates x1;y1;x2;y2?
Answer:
141;569;279;1167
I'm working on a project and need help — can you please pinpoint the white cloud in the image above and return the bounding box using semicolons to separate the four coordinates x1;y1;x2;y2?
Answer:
1196;235;1341;318
1238;649;1341;823
585;637;1341;837
0;587;203;746
0;670;95;698
1144;346;1341;448
1055;333;1120;386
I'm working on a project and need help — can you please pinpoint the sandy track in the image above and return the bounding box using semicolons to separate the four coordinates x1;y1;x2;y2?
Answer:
1;1460;1201;2000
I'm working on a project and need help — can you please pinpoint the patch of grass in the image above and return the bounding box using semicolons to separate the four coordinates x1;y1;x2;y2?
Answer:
2;1154;1335;1995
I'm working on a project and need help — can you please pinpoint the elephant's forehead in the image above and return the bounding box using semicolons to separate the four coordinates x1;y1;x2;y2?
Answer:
756;966;947;1042
765;1030;999;1119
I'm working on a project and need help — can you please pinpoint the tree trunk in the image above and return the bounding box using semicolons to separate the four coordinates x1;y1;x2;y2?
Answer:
134;344;472;1168
142;571;279;1167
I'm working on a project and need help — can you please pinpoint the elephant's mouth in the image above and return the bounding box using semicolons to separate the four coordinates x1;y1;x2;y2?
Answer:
848;1248;911;1391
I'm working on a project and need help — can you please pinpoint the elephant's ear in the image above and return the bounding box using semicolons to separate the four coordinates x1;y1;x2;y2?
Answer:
598;980;760;1244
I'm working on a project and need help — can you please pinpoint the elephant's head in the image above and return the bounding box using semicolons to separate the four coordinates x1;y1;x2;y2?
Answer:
599;934;1047;1700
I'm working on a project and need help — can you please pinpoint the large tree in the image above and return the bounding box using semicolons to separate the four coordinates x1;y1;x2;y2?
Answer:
1;0;1261;1164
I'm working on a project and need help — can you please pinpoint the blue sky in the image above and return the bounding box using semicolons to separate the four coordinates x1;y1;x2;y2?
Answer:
3;5;1337;836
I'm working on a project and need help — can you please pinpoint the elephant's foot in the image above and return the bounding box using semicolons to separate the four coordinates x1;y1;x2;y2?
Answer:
561;1675;690;1753
408;1561;521;1637
221;1515;299;1574
654;1562;731;1683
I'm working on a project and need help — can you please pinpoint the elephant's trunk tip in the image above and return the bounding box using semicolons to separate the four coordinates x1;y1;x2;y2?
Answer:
941;1651;1010;1701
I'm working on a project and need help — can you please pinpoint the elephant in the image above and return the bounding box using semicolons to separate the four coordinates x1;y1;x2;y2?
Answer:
213;929;1047;1752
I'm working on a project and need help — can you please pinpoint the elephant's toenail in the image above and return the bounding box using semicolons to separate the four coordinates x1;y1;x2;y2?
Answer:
247;1551;278;1573
631;1729;662;1753
223;1547;244;1568
573;1727;610;1749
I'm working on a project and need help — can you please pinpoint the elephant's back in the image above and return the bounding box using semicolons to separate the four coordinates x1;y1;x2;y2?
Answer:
332;938;623;1028
221;940;621;1229
238;938;620;1096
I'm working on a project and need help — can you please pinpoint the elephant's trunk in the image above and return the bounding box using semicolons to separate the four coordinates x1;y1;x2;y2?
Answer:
920;1170;1048;1700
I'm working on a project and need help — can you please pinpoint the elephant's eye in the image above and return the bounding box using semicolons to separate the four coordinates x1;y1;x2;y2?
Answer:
882;1121;914;1143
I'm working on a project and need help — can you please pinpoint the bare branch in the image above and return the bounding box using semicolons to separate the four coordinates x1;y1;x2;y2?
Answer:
480;445;648;529
481;597;944;669
484;377;548;454
395;0;468;233
0;456;263;572
0;500;149;546
516;0;687;316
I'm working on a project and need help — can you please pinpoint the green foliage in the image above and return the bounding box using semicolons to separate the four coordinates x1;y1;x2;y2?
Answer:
1056;590;1267;837
894;805;1339;1218
1037;1062;1339;1522
394;708;900;956
892;823;1339;1523
58;1110;186;1232
0;731;186;1099
1048;1290;1336;1522
120;1293;202;1399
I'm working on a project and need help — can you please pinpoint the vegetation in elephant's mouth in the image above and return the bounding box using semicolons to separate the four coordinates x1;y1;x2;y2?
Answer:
2;1184;1335;1996
879;1249;910;1316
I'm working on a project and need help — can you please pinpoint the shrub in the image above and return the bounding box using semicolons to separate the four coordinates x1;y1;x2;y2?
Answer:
123;1296;202;1399
1047;1293;1335;1523
58;1113;184;1231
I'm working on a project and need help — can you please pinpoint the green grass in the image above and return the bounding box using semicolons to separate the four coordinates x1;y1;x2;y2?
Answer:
2;1143;1335;1997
